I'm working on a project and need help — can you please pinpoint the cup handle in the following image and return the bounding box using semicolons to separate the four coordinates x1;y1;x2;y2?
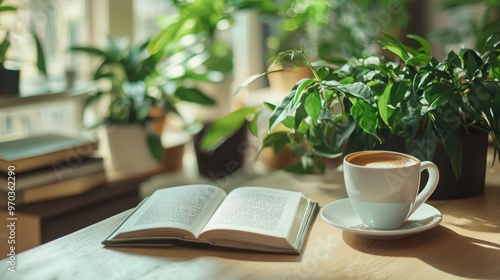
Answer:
408;161;439;217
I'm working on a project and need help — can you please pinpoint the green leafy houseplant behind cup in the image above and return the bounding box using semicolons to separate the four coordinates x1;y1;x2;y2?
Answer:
202;33;500;188
334;34;500;180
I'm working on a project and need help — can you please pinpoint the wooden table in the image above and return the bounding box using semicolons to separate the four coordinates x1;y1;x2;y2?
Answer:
1;163;499;279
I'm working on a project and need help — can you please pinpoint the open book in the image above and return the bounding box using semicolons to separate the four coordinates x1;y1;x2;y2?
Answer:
103;184;318;254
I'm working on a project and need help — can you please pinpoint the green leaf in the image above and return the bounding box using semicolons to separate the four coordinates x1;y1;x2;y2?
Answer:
370;83;387;96
269;90;298;131
262;131;290;154
147;133;164;162
397;94;421;137
296;118;310;134
462;49;483;78
470;80;494;113
350;99;380;141
446;51;462;69
32;30;47;77
414;71;431;92
174;87;215;105
488;50;500;79
137;54;160;80
305;90;321;125
339;77;355;85
378;82;409;129
431;114;463;178
200;107;257;152
381;43;409;61
406;34;431;55
390;81;410;103
282;116;296;129
378;84;393;127
377;33;420;61
0;6;16;12
263;102;276;111
317;67;330;79
147;18;185;54
377;35;409;61
406;118;437;161
292;94;307;130
70;46;110;58
484;33;500;51
406;54;432;67
343;82;376;104
425;83;455;111
293;78;316;104
335;120;356;150
249;111;260;137
0;35;10;62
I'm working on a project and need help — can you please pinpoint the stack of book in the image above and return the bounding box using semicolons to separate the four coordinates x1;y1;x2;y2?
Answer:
0;134;105;205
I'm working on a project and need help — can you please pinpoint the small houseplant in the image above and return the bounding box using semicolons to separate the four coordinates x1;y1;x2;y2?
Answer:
203;33;500;198
0;0;46;96
71;36;215;173
147;0;278;179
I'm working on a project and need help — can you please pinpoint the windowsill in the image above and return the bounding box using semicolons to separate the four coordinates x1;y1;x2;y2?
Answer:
0;81;97;109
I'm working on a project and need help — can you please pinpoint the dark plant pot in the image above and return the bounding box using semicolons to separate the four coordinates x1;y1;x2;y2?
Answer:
0;67;20;96
422;130;488;199
193;122;248;180
376;129;488;199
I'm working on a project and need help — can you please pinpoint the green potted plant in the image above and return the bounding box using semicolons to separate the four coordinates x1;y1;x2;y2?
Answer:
147;0;278;179
0;0;46;96
203;33;500;198
71;36;215;174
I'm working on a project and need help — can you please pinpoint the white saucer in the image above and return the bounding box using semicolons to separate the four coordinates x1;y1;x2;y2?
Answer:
320;199;442;239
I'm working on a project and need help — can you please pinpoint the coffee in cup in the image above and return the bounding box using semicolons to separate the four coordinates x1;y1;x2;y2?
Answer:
343;150;439;230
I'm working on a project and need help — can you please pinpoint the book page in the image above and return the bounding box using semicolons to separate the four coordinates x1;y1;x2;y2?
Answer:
201;187;302;238
108;185;226;240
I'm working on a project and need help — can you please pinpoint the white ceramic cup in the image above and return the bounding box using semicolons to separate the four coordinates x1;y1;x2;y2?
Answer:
343;150;439;230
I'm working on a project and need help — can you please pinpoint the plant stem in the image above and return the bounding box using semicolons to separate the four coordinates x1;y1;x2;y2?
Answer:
299;50;321;81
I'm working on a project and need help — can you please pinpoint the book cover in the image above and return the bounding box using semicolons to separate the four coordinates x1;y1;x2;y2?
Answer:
0;170;107;205
0;134;98;172
0;157;104;192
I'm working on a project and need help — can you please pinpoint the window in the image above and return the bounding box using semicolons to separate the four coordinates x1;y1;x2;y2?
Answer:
0;0;262;141
3;0;88;90
0;0;91;141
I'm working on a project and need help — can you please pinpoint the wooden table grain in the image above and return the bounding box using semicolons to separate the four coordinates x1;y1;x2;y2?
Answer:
1;162;499;280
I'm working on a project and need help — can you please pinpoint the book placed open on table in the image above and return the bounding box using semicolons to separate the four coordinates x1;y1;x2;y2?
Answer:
102;184;319;254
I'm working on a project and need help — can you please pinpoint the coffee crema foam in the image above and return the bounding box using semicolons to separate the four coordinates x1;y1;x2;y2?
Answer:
348;153;416;167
